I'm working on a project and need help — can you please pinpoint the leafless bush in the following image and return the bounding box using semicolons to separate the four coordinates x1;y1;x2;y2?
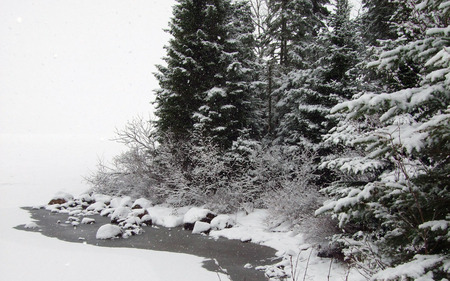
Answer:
85;116;162;200
258;147;324;226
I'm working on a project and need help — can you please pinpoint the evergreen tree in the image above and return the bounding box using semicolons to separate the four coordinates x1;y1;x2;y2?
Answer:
154;0;232;142
262;0;330;146
318;0;450;277
193;0;263;149
272;0;363;150
155;0;262;149
361;0;400;45
266;0;329;66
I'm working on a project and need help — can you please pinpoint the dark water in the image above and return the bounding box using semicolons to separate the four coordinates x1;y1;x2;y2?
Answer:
16;207;278;281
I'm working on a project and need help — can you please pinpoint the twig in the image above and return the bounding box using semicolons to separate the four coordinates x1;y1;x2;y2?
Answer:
327;258;334;281
302;248;313;281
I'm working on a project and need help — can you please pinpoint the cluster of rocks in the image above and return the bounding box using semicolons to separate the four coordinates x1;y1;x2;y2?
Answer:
182;207;235;235
43;191;235;240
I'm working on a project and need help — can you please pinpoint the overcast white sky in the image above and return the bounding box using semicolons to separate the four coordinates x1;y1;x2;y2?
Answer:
0;0;174;137
0;0;175;196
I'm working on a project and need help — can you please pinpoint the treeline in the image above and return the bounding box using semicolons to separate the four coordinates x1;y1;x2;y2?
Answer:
88;0;449;279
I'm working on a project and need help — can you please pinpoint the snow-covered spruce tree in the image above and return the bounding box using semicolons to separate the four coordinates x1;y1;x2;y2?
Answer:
154;0;232;143
193;0;263;149
361;0;402;46
155;0;262;150
273;0;362;151
265;0;331;147
317;0;450;278
265;0;329;66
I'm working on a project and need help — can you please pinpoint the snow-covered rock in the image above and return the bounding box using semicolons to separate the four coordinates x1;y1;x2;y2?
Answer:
119;196;133;207
210;215;235;230
76;193;94;204
192;221;211;234
132;208;149;219
100;208;115;217
62;200;77;208
110;207;132;224
67;216;80;222
132;198;152;209
68;209;82;216
24;222;39;229
109;197;122;208
109;196;132;208
183;207;216;230
45;204;61;212
162;215;183;228
86;202;107;212
93;194;112;204
140;214;152;226
81;218;96;224
120;216;141;228
48;191;74;205
147;206;186;228
96;224;122;239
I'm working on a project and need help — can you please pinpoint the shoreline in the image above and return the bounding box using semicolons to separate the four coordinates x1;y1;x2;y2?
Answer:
16;207;278;281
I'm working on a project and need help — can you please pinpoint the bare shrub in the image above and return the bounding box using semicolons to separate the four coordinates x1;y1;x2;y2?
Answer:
258;146;324;226
85;116;163;200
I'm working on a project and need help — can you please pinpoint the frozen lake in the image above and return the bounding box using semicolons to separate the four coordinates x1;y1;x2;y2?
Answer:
17;208;276;281
0;133;123;206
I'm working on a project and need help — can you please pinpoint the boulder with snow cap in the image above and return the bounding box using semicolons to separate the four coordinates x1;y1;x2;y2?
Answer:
192;221;211;234
67;216;80;222
93;194;112;205
110;207;132;224
62;200;77;208
100;208;115;217
210;215;235;230
132;208;149;219
48;191;74;205
119;216;141;228
76;193;95;204
86;202;107;213
140;214;152;226
96;224;122;240
81;218;96;224
132;198;152;209
24;222;39;229
109;197;122;208
183;207;216;230
119;196;133;207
